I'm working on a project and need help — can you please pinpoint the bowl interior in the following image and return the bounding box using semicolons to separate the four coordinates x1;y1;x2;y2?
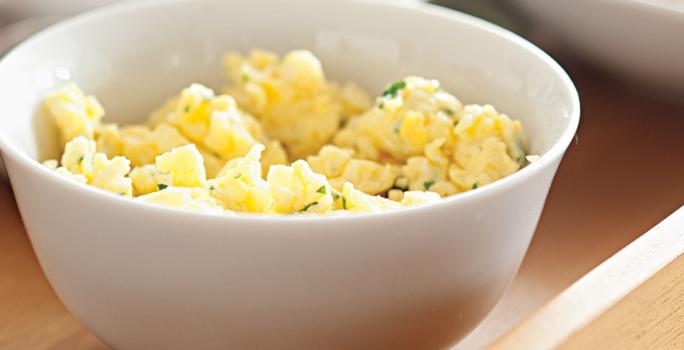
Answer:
0;0;577;168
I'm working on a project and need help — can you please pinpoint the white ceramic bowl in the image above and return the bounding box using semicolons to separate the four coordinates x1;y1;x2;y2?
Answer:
0;0;579;348
514;0;684;99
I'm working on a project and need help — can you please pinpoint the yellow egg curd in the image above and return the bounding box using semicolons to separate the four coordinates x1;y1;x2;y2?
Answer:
42;49;529;215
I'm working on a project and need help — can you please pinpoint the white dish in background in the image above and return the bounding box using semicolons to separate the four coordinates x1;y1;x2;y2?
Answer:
514;0;684;99
0;0;124;19
0;0;579;348
0;16;63;54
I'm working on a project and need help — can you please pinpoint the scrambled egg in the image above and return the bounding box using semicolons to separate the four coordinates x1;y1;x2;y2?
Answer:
208;144;274;213
223;49;370;159
46;83;105;147
137;187;226;214
49;136;133;196
42;49;529;215
335;76;526;194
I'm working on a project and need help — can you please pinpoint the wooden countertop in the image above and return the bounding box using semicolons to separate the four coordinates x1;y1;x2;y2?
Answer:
489;206;684;349
1;61;683;349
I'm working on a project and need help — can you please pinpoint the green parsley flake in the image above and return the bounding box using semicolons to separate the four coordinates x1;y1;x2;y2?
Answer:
453;119;460;127
332;192;340;200
393;117;405;134
209;185;216;191
472;181;479;190
423;180;435;190
378;101;384;109
393;123;401;134
299;201;319;212
342;196;347;210
516;155;525;166
78;155;84;164
514;135;526;166
443;108;455;116
184;104;191;113
157;183;168;190
316;185;327;194
234;173;242;179
382;80;407;98
241;74;250;83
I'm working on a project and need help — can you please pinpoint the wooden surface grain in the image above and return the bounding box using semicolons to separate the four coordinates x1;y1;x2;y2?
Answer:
489;207;684;349
560;253;684;350
0;61;683;349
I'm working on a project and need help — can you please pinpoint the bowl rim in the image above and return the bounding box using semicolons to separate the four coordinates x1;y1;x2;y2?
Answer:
0;0;581;224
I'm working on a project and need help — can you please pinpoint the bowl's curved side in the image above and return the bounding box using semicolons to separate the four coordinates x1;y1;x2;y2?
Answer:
4;147;563;349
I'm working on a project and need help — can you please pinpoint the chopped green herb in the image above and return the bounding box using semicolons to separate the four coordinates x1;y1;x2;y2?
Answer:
184;104;191;113
316;185;327;194
516;155;525;166
332;192;340;200
78;155;84;164
382;80;407;98
299;201;319;212
378;101;384;109
234;173;242;179
209;185;216;191
157;183;168;190
392;117;405;134
453;119;460;127
241;74;250;83
342;196;347;210
472;181;479;190
443;108;455;116
513;135;526;165
423;180;435;190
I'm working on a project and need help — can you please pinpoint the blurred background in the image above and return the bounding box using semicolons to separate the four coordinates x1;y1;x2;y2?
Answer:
0;1;682;349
